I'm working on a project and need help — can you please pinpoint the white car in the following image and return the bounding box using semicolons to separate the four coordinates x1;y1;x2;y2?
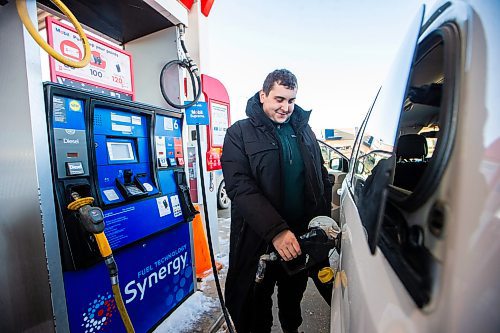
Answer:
214;169;230;209
331;1;499;332
317;139;350;222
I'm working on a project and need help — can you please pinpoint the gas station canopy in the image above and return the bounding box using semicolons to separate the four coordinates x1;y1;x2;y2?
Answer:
37;0;177;44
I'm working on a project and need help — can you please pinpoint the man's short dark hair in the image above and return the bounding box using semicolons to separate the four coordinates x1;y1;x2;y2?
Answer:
262;69;297;95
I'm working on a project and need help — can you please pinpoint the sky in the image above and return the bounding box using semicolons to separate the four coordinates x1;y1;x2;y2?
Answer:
204;0;437;134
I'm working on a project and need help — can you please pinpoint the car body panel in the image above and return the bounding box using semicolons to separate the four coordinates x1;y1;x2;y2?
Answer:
331;1;500;332
333;4;425;331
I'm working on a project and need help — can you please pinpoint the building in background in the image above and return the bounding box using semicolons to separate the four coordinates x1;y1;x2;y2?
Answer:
317;128;356;158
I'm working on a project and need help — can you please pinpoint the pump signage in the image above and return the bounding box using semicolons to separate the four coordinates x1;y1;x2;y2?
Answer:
201;74;231;171
64;223;194;333
46;17;134;100
209;101;229;147
185;101;209;125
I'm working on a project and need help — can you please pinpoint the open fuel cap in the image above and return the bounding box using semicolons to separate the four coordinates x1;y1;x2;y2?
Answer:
318;267;335;284
308;216;341;239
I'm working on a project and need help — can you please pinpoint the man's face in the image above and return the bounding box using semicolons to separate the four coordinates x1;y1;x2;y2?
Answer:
259;83;297;123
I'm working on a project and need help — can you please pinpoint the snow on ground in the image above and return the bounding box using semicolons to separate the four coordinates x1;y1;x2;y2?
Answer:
153;215;232;332
153;291;218;333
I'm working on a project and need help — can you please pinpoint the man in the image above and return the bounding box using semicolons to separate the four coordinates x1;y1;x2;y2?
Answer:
221;69;332;333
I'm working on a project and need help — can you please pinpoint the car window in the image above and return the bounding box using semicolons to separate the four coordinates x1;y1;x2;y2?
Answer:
350;6;425;253
350;16;461;307
347;91;376;184
318;140;348;168
317;140;349;185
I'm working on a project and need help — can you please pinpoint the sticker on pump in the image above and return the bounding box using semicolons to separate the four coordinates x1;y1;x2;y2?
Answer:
103;189;119;201
131;116;141;125
170;195;182;217
155;136;166;157
164;118;174;131
156;196;171;217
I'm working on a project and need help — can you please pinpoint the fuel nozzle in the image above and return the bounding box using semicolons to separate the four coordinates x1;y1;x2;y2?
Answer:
307;216;341;240
255;252;278;283
67;191;111;259
67;192;134;332
255;216;342;282
306;216;341;252
69;191;105;234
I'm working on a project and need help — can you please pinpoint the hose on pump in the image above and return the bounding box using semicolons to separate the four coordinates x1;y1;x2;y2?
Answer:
194;125;237;333
67;193;135;333
160;23;202;109
16;0;91;68
165;23;236;333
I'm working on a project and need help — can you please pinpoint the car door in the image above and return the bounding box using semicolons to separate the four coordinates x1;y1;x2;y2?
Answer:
330;5;425;333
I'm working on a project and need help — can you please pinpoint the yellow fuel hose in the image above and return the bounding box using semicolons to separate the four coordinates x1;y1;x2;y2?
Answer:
94;232;135;332
113;284;135;333
16;0;91;68
98;234;135;333
67;196;94;210
96;234;134;333
94;232;112;258
67;197;135;332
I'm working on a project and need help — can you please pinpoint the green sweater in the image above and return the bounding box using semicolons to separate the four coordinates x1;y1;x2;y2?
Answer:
274;121;305;226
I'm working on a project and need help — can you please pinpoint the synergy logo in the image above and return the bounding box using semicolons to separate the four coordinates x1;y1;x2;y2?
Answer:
81;292;116;332
124;246;188;304
69;100;82;112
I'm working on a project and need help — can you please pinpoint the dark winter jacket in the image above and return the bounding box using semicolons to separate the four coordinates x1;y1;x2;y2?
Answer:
221;93;332;326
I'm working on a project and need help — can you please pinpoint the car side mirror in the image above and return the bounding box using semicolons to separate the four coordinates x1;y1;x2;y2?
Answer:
330;157;349;172
355;160;365;174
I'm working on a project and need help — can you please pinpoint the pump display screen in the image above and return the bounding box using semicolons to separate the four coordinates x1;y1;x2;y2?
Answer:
107;141;135;161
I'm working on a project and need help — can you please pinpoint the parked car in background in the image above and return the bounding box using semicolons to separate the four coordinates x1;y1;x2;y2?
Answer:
214;169;230;209
331;1;499;332
317;140;350;221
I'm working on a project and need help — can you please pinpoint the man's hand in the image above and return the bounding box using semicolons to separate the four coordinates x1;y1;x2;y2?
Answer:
272;230;301;261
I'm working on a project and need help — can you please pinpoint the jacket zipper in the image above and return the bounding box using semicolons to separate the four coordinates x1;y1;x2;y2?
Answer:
290;134;297;165
272;126;284;211
278;124;293;165
287;137;293;165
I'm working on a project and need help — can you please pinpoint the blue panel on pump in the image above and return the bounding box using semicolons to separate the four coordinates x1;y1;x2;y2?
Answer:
63;223;194;333
102;192;183;250
94;107;148;137
158;169;177;194
137;137;150;163
154;114;183;170
155;115;182;137
52;96;85;130
94;106;158;209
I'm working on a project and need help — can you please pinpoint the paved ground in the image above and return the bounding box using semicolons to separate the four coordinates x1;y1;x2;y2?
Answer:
205;207;331;333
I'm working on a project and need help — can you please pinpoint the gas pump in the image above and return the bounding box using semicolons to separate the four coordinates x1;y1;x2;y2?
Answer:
0;1;216;331
44;84;197;332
